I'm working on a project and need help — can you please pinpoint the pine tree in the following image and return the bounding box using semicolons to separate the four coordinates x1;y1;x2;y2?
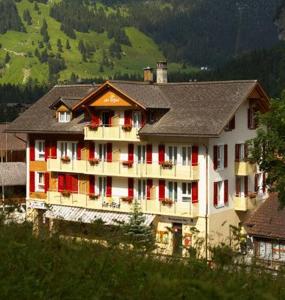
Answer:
66;39;71;50
23;9;32;25
57;39;63;52
4;52;11;64
123;200;155;252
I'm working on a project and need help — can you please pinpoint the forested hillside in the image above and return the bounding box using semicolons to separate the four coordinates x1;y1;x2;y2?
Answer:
0;0;282;85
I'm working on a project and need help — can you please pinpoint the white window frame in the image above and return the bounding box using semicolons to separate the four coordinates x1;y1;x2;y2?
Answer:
58;111;71;123
132;111;142;128
217;181;224;207
181;146;191;166
166;146;178;164
58;141;77;160
136;145;146;164
137;179;146;200
182;182;192;202
35;140;45;161
36;172;45;192
96;143;107;161
217;145;224;170
97;176;107;197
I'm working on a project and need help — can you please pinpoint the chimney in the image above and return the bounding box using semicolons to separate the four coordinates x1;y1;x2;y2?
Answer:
156;61;168;84
143;67;154;82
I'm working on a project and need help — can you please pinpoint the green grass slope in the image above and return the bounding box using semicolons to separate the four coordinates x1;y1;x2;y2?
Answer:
0;0;190;84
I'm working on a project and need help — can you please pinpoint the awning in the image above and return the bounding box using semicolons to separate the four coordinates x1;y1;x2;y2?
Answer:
44;205;155;226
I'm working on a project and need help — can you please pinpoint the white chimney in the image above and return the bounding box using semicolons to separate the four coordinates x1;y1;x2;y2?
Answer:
156;61;168;84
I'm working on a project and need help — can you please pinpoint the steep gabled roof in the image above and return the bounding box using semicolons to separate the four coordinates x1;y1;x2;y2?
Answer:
7;84;97;134
245;193;285;240
6;80;269;137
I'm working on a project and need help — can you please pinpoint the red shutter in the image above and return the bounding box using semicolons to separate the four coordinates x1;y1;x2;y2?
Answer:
248;108;252;129
107;143;112;162
192;182;198;203
254;174;258;192
147;179;153;200
236;177;240;196
235;144;240;162
128;178;134;198
159;180;165;200
44;140;49;161
213;146;218;170
224;144;228;168
71;175;78;193
77;141;83;160
230;115;235;130
65;174;73;192
30;140;35;161
89;175;95;195
44;172;49;193
106;177;112;197
262;173;266;193
244;176;248;196
146;144;152;164
51;141;57;159
124;110;132;126
58;173;65;192
89;142;95;160
158;145;165;164
128;144;134;163
92;111;100;125
213;182;218;206
192;146;199;166
29;171;35;193
224;180;228;205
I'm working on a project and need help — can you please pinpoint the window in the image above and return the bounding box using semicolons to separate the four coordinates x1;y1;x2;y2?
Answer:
217;181;224;206
182;182;191;202
35;140;45;161
137;179;146;200
235;144;248;162
167;146;178;164
167;181;178;202
236;176;248;197
248;104;258;129
217;145;224;169
58;141;78;160
137;145;146;163
133;111;142;128
98;144;107;161
36;172;45;192
182;146;191;166
98;176;107;197
225;115;235;131
59;111;71;123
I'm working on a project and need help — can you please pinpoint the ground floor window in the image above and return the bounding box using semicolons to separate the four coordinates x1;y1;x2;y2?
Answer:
256;239;285;262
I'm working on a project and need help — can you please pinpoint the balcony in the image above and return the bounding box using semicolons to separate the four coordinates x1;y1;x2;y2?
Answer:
47;158;199;181
235;161;256;176
84;125;140;142
47;191;199;218
233;194;258;211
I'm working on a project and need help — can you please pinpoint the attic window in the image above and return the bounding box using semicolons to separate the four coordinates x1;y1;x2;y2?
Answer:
59;111;71;123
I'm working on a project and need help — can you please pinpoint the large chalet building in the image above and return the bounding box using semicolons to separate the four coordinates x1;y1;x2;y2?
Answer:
7;62;270;255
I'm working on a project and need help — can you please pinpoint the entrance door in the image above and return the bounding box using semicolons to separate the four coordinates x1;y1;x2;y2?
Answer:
102;112;111;127
172;223;183;256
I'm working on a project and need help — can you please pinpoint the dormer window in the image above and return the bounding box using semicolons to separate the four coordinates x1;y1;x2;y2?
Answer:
59;111;71;123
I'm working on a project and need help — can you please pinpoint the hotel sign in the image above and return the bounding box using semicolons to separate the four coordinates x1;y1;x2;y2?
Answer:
27;200;47;210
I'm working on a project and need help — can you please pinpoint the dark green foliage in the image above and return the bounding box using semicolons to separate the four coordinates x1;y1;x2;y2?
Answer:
57;38;63;52
65;39;71;50
249;94;285;206
4;52;11;64
0;0;25;34
23;9;32;25
0;222;284;299
109;41;122;59
78;39;95;61
40;18;49;43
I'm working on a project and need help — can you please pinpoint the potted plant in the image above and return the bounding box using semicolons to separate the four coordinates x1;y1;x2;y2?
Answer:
89;193;100;200
88;122;99;130
121;196;133;204
161;198;173;206
61;156;71;163
122;124;132;131
161;161;173;169
61;190;71;197
88;158;100;165
122;160;133;168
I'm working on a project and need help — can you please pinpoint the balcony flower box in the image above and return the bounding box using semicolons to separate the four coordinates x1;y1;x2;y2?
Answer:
88;123;99;130
161;161;173;169
122;160;133;168
121;196;133;204
61;156;71;163
61;190;71;197
88;158;100;165
89;193;100;200
161;198;173;206
122;124;132;132
248;192;257;199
